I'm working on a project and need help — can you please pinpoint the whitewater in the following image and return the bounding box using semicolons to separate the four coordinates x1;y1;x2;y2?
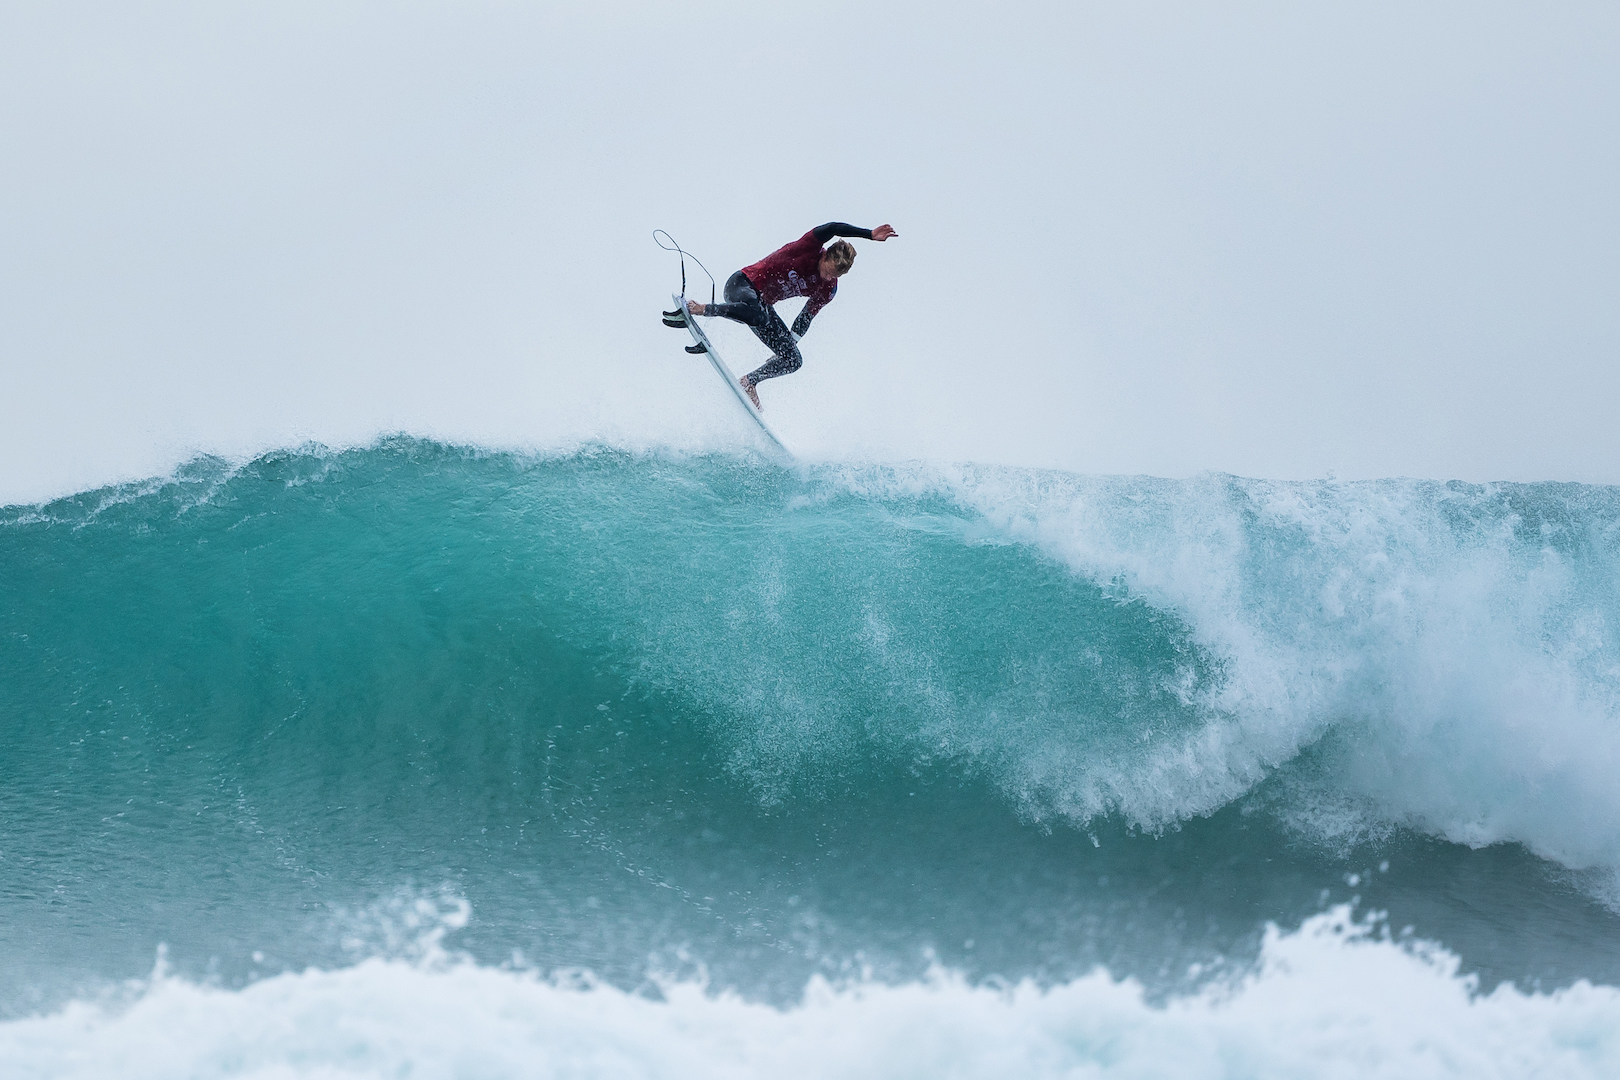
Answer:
4;439;1620;1078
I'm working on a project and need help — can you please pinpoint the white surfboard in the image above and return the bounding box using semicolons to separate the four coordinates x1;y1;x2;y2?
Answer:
673;293;793;457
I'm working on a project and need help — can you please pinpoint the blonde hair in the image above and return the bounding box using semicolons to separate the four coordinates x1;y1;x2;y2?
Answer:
825;240;856;273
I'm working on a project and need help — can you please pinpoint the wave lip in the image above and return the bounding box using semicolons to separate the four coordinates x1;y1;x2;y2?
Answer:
3;906;1617;1080
863;465;1620;869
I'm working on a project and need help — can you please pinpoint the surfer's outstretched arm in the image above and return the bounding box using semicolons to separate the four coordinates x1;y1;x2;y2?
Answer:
811;223;898;243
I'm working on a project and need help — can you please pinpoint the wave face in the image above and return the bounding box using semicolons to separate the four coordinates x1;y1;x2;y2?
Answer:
4;441;1620;1042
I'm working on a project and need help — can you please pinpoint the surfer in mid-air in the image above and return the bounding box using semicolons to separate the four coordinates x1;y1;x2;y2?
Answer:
683;222;897;409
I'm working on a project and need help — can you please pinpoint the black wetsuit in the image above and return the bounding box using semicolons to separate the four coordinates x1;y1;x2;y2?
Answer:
703;223;873;387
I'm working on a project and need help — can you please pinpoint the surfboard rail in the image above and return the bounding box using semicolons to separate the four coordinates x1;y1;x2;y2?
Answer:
673;293;793;457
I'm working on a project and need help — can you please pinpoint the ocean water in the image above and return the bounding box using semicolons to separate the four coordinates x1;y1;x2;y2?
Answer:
4;439;1620;1077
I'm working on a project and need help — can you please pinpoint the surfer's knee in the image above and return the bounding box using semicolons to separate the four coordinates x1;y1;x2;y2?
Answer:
778;341;803;374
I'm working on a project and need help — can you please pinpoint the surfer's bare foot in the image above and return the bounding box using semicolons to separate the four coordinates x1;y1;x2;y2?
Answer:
741;379;761;410
687;300;705;317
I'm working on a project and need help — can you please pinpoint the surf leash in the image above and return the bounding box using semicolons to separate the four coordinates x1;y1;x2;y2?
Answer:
653;230;717;306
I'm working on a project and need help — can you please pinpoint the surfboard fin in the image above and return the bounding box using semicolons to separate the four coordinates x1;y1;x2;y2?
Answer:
662;308;687;327
684;343;707;354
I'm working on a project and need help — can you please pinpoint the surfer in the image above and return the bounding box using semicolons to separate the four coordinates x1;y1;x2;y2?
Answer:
685;222;897;409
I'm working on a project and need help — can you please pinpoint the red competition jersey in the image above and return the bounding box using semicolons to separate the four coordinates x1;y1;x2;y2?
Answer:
742;230;838;317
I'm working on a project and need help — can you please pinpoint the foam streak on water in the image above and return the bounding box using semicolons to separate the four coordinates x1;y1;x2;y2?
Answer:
3;907;1618;1080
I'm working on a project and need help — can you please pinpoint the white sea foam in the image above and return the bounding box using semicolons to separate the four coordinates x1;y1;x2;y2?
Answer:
2;907;1616;1080
822;463;1620;880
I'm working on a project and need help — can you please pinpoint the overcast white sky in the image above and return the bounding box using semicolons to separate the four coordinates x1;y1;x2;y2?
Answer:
2;1;1617;504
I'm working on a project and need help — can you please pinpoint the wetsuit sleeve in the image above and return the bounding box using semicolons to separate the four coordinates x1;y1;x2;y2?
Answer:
791;296;829;338
811;222;873;243
790;289;842;335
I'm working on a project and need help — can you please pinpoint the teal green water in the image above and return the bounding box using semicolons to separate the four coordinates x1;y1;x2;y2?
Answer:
4;440;1620;1016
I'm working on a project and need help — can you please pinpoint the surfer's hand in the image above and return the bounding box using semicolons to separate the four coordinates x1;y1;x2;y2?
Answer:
871;224;897;241
687;300;705;316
